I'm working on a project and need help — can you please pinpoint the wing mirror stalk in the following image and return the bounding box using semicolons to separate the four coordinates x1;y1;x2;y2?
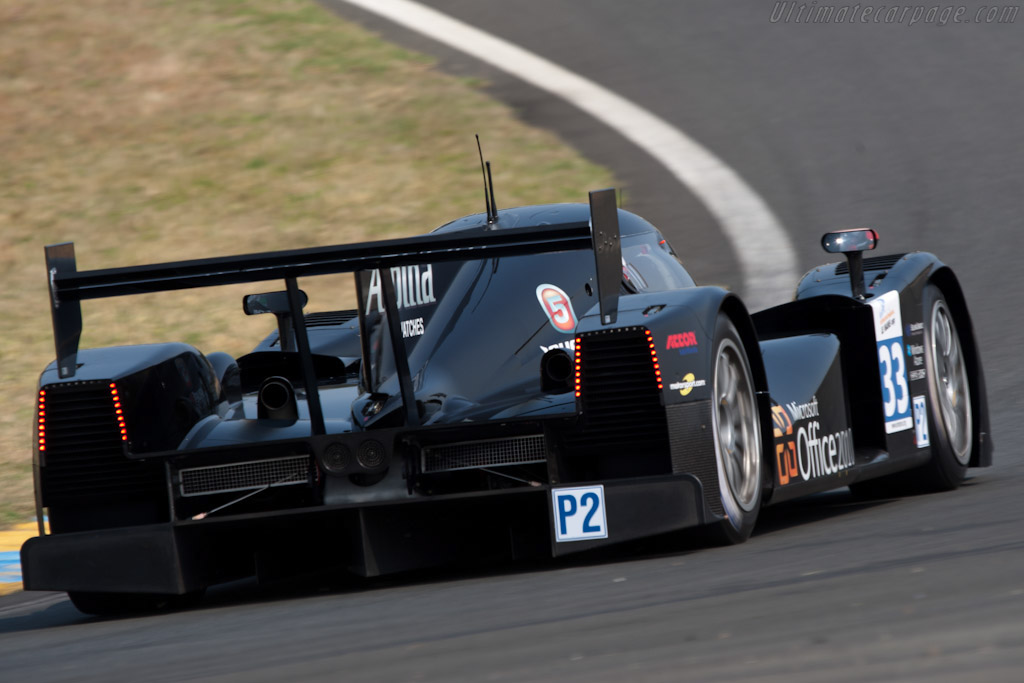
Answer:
243;289;308;352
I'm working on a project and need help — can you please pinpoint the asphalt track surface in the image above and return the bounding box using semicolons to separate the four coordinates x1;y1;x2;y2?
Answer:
2;2;1023;680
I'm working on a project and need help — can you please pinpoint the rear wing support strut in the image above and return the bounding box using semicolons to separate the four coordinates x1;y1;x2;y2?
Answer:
285;277;326;435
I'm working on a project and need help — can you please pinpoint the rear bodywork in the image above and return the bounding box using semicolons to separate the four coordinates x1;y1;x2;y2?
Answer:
22;191;992;595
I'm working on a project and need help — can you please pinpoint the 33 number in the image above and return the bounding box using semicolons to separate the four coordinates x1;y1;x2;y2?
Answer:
879;341;909;418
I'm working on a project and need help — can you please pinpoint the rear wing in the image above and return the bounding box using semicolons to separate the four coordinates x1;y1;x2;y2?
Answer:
45;189;623;432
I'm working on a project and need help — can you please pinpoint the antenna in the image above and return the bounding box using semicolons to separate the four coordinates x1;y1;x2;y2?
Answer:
485;161;498;222
475;135;493;222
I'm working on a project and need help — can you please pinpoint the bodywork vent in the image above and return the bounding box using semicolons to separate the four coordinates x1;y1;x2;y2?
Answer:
304;310;358;327
667;400;724;516
421;435;547;473
566;328;669;456
835;253;905;275
179;455;312;497
39;381;165;505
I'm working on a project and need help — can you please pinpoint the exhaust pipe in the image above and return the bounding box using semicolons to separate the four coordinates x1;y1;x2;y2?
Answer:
540;349;574;394
258;376;298;421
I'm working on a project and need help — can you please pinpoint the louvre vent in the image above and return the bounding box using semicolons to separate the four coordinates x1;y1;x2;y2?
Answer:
304;310;358;327
566;328;669;455
39;381;165;505
835;253;906;275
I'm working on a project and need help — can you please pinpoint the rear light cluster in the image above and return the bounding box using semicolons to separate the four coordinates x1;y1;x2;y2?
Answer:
573;328;663;399
37;390;46;452
110;383;128;442
645;328;663;390
574;336;582;398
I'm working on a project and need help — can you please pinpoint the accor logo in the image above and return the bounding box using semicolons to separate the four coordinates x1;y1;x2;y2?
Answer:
666;331;698;350
666;331;698;355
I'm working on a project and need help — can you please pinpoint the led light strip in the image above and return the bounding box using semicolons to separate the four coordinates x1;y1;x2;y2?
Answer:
645;329;663;390
37;390;46;453
574;336;583;398
109;383;128;442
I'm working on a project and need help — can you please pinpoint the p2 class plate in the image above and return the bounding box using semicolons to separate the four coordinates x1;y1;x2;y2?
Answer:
551;485;608;542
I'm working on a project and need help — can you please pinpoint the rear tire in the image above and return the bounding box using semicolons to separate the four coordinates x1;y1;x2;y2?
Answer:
704;315;763;545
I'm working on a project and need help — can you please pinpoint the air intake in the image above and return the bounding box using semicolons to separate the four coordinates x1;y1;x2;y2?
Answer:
179;455;311;497
422;435;547;473
304;310;358;327
835;253;905;275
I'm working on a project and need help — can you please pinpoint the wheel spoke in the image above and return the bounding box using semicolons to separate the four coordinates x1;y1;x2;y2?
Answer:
723;444;739;486
939;313;952;356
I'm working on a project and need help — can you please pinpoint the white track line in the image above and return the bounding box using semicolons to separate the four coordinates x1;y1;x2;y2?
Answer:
341;0;798;309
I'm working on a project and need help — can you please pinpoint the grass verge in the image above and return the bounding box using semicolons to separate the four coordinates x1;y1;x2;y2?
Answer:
0;0;614;525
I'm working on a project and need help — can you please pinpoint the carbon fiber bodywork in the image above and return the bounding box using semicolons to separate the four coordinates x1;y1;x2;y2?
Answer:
23;193;992;601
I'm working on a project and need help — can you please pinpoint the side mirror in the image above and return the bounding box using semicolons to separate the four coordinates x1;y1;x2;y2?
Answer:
243;290;308;352
243;290;307;316
821;229;878;299
821;228;878;254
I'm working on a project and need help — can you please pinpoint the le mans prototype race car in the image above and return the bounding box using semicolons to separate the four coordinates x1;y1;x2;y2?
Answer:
22;188;991;615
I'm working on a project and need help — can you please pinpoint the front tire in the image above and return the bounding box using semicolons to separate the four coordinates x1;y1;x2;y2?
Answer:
706;315;763;544
918;283;973;490
850;283;974;498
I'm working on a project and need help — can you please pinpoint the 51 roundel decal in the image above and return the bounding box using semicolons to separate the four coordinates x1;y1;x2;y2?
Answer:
536;284;577;334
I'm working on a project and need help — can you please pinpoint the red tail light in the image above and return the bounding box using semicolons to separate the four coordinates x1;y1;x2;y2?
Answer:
645;329;663;390
37;389;46;452
110;382;128;442
574;336;582;398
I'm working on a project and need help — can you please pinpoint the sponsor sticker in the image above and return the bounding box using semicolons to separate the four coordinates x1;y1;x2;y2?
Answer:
913;395;930;448
772;405;799;485
536;284;577;334
669;373;706;396
401;317;425;339
786;395;819;421
870;291;912;434
910;369;927;382
365;265;435;313
540;339;576;354
772;404;854;485
794;422;855;481
905;321;924;337
666;331;698;355
552;485;607;542
907;343;925;367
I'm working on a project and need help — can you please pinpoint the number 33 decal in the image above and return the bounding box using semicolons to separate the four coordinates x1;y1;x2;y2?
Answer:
878;341;909;418
870;290;914;433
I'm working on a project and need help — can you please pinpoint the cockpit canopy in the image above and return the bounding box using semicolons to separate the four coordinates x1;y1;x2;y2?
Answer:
360;204;694;422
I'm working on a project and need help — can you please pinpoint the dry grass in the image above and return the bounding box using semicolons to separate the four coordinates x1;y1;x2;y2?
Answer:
0;0;614;524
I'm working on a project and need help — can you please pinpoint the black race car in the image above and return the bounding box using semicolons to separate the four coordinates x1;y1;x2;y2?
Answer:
22;189;992;615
